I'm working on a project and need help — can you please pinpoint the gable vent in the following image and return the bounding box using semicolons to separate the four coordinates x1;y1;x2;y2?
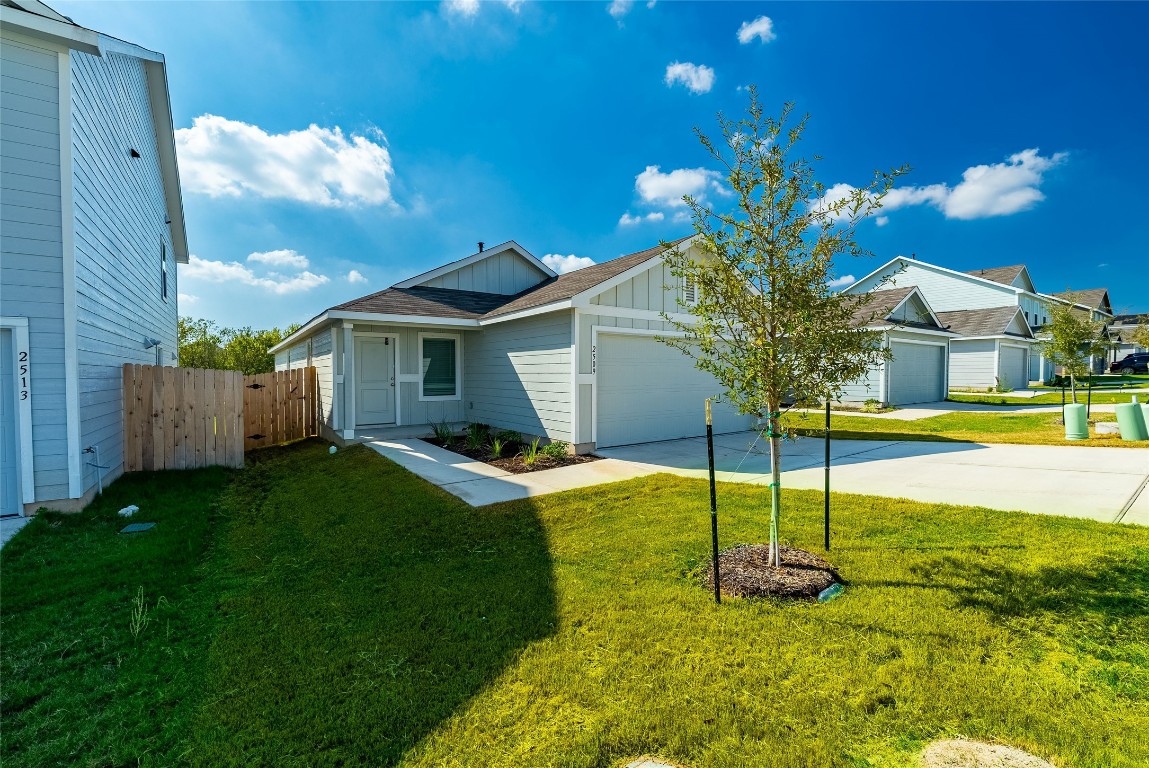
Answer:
683;276;697;305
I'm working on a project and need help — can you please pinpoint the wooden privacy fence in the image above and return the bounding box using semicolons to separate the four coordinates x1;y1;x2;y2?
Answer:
122;365;318;471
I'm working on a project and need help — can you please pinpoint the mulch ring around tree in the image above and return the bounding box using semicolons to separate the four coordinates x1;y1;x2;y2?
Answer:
707;544;841;600
421;439;600;475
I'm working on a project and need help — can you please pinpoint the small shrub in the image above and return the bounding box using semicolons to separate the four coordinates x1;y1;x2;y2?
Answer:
432;420;454;445
465;423;490;451
490;438;506;459
861;398;882;413
494;429;521;446
540;441;568;459
519;438;541;466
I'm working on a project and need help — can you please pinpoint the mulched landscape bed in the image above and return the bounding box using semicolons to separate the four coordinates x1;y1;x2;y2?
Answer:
421;438;600;474
707;544;841;600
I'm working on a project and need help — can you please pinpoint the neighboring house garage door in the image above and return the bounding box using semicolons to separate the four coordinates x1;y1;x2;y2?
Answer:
888;341;945;405
1;329;21;517
595;333;751;448
999;345;1028;390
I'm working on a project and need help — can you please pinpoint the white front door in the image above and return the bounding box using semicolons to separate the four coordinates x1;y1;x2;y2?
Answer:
355;336;396;426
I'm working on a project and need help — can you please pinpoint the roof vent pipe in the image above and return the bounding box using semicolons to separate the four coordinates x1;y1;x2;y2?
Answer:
478;242;485;253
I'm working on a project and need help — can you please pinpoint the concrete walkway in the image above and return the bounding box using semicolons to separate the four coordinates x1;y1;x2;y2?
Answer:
367;434;1149;525
0;516;30;549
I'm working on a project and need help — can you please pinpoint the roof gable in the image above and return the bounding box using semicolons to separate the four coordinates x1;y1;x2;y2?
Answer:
848;256;1025;298
851;286;945;330
394;241;554;295
1052;288;1112;315
964;264;1035;291
934;306;1033;338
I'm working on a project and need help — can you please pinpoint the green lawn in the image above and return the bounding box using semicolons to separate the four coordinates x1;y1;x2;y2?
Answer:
788;409;1133;447
949;391;1148;406
2;441;1147;767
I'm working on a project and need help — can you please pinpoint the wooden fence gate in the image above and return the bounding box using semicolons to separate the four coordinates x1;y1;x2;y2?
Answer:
122;365;318;471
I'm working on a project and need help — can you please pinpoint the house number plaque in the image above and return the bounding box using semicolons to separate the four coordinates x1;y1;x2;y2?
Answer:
591;345;596;374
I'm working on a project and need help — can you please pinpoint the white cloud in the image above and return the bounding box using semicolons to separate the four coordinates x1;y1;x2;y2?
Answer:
737;16;776;44
828;275;856;290
542;254;596;274
247;249;309;269
664;61;715;94
347;269;368;284
443;0;480;16
814;148;1067;224
874;216;889;227
178;293;198;305
635;165;724;208
943;148;1067;220
175;115;396;208
608;0;633;19
503;0;523;11
618;211;665;226
181;255;330;295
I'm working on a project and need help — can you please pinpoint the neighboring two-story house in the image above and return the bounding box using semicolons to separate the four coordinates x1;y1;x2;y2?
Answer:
846;257;1113;390
1;0;187;516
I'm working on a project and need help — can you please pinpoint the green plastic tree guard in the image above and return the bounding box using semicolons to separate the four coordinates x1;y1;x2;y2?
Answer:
1064;403;1088;440
1115;397;1149;441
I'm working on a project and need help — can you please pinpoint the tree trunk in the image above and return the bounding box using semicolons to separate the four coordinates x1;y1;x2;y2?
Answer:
767;415;782;568
1069;373;1078;404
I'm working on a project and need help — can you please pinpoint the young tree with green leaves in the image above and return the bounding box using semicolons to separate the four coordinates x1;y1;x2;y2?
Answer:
660;91;907;567
1039;295;1109;401
1129;322;1149;353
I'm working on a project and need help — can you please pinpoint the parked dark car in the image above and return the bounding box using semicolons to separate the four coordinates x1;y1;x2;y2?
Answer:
1109;353;1149;375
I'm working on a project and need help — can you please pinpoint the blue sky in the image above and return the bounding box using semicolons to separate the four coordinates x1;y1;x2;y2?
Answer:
57;0;1149;326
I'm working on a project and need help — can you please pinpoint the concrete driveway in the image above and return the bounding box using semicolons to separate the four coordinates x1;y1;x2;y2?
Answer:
596;431;1149;525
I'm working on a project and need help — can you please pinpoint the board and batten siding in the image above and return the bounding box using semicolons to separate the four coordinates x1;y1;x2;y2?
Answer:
852;262;1016;313
948;339;997;388
590;259;689;314
463;311;572;442
417;251;548;295
0;31;70;502
70;48;177;493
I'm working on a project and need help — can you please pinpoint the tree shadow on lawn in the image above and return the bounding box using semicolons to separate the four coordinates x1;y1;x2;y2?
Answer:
187;441;557;766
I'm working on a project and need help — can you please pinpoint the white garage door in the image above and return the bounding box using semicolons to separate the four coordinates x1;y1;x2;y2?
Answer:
596;333;752;448
999;345;1028;390
888;341;945;405
1;329;21;517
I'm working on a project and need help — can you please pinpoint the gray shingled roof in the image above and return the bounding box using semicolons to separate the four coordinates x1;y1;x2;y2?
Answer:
850;286;915;327
934;306;1027;337
964;265;1027;286
327;236;693;322
1052;288;1111;311
332;286;510;320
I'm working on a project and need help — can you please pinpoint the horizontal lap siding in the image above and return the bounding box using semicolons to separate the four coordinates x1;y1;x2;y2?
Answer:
276;330;335;429
839;364;882;403
1;33;69;500
464;312;572;441
70;49;177;493
851;263;1016;312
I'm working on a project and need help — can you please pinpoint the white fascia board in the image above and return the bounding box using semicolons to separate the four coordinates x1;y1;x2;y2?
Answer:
140;59;190;263
392;240;556;289
887;286;945;329
1036;291;1114;317
868;324;955;338
844;256;906;293
570;234;703;308
480;300;573;325
1014;266;1037;293
0;6;100;53
329;310;480;328
853;256;1025;298
952;334;1034;342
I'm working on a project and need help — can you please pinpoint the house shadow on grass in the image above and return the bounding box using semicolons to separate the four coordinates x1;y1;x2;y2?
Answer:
188;440;557;766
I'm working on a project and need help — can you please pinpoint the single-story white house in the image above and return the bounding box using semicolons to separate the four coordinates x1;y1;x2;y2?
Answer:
272;238;758;452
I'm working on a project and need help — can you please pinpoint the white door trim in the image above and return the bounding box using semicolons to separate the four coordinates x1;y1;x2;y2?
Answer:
1;318;35;509
352;332;400;427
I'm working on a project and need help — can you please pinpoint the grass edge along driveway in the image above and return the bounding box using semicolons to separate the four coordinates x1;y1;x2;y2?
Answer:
2;440;1146;767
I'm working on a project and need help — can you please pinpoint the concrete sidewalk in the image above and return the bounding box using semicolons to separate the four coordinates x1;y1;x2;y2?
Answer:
366;433;1149;525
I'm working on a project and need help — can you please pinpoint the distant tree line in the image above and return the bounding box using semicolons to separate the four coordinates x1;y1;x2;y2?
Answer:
177;317;301;375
